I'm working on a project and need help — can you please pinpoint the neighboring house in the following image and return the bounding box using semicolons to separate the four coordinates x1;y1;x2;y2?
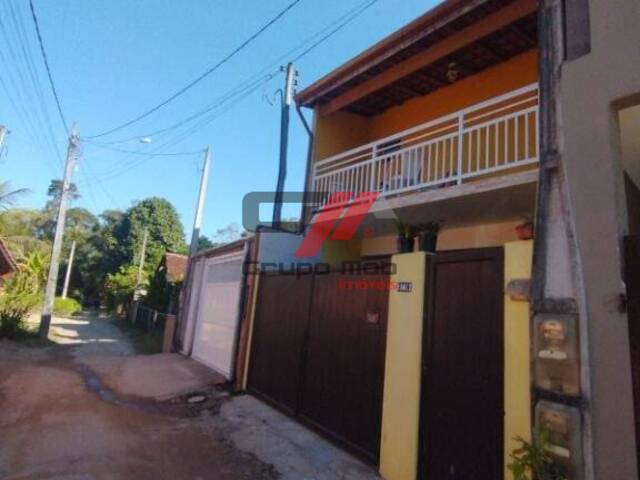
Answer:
0;238;17;282
179;237;255;381
163;252;187;284
532;1;640;479
146;252;187;314
178;1;639;479
241;1;539;479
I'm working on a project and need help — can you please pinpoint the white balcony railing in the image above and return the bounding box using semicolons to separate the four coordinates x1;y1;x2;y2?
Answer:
312;83;539;207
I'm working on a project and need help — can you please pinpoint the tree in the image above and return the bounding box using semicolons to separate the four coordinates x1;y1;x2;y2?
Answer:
45;179;80;210
0;182;29;210
197;235;216;251
116;198;187;276
213;222;247;244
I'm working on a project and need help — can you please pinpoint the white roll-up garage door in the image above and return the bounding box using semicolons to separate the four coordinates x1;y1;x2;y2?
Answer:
191;250;245;378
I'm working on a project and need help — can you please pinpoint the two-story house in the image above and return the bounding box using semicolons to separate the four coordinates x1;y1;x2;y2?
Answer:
239;1;540;479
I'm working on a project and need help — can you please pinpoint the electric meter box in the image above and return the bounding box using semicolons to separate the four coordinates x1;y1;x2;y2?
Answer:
533;313;580;396
535;401;583;480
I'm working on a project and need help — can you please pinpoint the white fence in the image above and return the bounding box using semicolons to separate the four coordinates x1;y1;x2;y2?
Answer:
312;84;539;207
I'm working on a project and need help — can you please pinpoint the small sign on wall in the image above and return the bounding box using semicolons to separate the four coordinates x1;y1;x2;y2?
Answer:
397;282;413;293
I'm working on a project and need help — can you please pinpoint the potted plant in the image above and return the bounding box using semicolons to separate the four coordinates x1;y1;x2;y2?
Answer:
516;217;535;240
508;430;568;480
417;221;442;253
394;220;416;254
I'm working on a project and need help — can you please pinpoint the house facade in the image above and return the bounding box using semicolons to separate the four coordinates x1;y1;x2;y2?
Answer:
244;1;540;479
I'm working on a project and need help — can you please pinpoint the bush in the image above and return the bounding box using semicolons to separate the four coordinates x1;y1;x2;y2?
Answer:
53;297;82;317
0;290;39;339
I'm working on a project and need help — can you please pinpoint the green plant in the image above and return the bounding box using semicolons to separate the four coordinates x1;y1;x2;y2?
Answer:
0;287;40;339
508;429;568;480
104;264;141;313
417;220;442;235
53;297;82;317
394;220;417;239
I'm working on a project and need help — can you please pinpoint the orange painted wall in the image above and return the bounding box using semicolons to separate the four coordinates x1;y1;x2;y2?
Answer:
312;49;538;162
312;109;372;161
369;49;538;139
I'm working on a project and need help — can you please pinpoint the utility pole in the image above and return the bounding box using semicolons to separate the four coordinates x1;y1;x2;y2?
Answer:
61;239;76;299
177;147;211;351
188;147;212;257
0;126;7;151
272;62;297;229
40;123;78;338
136;228;149;287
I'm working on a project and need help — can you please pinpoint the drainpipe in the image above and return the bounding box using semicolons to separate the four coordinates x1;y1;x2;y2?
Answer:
296;103;314;235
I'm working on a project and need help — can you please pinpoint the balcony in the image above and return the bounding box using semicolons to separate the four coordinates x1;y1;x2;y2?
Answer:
312;84;539;208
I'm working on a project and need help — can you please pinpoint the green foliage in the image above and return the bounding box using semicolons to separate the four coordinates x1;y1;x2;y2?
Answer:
45;179;80;210
104;265;140;313
417;220;443;235
112;198;187;281
508;430;568;480
0;181;29;210
53;297;82;317
146;264;182;314
0;251;46;339
1;187;188;312
197;235;215;251
394;220;417;239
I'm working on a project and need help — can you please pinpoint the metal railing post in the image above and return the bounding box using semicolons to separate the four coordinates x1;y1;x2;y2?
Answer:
457;112;464;184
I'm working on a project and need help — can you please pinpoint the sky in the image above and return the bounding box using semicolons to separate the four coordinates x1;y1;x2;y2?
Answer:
0;0;439;242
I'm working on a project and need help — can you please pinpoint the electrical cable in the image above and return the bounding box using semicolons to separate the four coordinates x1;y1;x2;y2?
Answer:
87;0;303;139
29;0;69;134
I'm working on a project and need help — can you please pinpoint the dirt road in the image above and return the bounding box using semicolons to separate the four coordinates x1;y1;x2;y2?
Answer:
0;313;277;480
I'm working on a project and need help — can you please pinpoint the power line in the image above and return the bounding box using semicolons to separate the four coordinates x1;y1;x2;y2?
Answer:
29;0;69;134
293;0;380;62
96;0;380;148
9;0;64;166
88;0;303;139
77;0;379;184
82;140;204;157
0;1;61;172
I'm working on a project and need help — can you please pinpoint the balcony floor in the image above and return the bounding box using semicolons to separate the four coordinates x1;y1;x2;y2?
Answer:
309;169;538;236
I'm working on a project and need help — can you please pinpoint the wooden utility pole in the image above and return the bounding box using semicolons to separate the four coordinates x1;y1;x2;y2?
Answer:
188;147;211;257
136;228;149;287
272;62;297;228
40;123;78;337
61;239;76;299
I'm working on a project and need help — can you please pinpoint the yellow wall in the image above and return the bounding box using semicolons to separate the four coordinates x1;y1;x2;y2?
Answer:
360;220;523;257
503;240;533;478
320;238;362;264
379;242;533;480
380;252;426;480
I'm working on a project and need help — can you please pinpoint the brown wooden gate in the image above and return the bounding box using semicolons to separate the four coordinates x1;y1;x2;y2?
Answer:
624;236;640;467
419;248;504;480
248;270;389;462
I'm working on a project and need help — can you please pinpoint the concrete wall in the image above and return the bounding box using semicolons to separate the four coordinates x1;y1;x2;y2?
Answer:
379;251;426;480
379;242;532;480
549;0;640;477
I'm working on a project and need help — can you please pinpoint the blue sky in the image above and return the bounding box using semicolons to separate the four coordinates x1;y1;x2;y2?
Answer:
1;0;438;241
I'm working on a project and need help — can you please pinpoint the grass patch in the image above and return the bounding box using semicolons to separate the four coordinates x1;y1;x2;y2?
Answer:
111;317;163;354
53;297;82;317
